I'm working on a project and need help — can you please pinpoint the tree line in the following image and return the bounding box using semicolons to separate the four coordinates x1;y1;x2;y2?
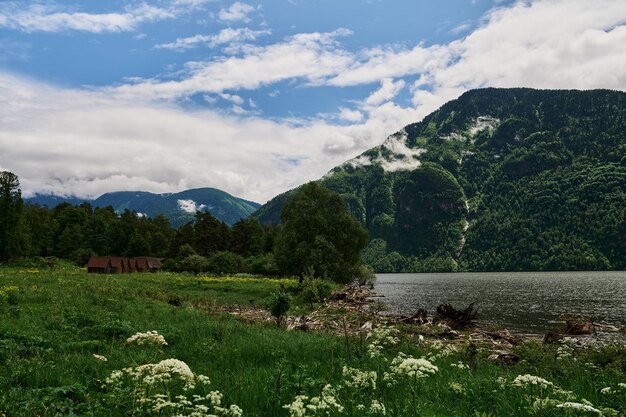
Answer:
0;172;369;283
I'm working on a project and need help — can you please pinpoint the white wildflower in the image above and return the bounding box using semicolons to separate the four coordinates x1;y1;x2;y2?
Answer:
283;385;343;416
556;345;574;360
600;387;613;394
450;361;469;370
388;353;438;379
369;400;386;415
127;330;168;346
496;377;507;389
93;354;108;362
557;402;602;414
512;374;553;389
283;395;308;417
618;383;626;389
342;366;377;390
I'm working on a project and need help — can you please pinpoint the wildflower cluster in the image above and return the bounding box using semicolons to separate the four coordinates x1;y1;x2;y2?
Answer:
127;330;168;346
600;383;626;395
365;326;399;359
93;354;107;362
450;361;469;370
556;401;603;414
342;366;377;391
384;353;438;386
356;400;386;415
426;341;459;361
283;385;343;417
508;374;621;416
106;358;198;390
511;374;553;389
0;285;18;303
105;358;241;416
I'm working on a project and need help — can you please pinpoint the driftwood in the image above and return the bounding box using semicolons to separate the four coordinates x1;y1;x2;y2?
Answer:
562;315;594;335
488;350;521;365
434;303;479;330
398;308;428;324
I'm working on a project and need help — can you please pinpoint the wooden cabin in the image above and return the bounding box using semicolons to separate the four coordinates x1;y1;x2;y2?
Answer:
87;256;163;274
87;257;112;274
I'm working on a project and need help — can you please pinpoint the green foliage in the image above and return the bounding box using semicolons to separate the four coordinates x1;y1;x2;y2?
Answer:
355;264;376;287
265;291;291;325
274;182;369;283
178;254;209;275
0;171;24;260
298;268;332;306
206;251;245;274
246;253;280;276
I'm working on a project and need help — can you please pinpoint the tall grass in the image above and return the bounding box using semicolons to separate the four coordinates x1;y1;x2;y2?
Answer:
0;266;624;416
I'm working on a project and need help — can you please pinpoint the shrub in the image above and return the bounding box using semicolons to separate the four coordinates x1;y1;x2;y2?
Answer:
246;253;280;276
299;268;332;307
266;291;291;326
355;264;376;288
178;254;209;275
206;251;245;275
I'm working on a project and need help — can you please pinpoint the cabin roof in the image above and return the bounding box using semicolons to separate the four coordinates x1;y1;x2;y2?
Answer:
87;257;111;268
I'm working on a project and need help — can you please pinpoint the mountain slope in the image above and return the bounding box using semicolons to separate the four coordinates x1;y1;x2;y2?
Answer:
27;188;260;228
255;88;626;272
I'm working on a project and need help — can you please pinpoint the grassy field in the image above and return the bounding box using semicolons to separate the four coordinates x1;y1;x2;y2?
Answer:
0;265;624;416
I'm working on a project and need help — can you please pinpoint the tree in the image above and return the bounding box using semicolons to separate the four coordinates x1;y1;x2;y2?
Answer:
274;182;369;283
0;171;24;260
193;212;229;256
229;217;263;257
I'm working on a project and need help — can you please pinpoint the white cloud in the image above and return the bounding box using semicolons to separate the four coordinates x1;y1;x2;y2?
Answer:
338;108;364;122
113;28;353;100
155;28;271;51
0;3;175;33
178;199;206;213
364;78;406;107
0;73;413;203
218;2;257;23
219;93;245;105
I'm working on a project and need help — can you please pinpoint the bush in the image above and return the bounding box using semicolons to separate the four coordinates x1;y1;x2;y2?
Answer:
299;268;332;306
246;253;280;276
206;251;245;275
355;264;376;288
265;291;291;326
178;254;209;275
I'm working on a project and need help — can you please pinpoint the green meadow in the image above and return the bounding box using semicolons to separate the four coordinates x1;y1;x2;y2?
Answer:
0;265;624;416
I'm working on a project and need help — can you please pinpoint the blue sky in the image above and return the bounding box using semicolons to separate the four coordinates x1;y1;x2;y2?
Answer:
0;0;625;202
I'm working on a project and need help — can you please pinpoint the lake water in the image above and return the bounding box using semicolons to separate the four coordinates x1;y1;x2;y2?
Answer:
374;271;626;334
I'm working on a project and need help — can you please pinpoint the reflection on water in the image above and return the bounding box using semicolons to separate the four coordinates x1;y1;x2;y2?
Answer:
374;271;626;333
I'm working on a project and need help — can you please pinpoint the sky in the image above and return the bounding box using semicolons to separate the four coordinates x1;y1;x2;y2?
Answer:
0;0;625;203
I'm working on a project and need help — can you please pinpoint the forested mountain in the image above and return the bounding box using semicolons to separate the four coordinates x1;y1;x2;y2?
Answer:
255;88;626;272
26;188;260;227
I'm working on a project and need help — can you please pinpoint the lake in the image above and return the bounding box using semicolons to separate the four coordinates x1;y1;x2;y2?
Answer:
374;271;626;334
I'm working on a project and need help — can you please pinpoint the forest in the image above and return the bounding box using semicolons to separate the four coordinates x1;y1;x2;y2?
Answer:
0;173;368;282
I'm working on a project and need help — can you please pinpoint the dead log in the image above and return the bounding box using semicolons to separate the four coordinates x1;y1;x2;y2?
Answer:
434;303;479;330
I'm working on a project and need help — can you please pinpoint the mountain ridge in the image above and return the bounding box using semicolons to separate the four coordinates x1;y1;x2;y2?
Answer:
26;187;261;228
255;87;626;272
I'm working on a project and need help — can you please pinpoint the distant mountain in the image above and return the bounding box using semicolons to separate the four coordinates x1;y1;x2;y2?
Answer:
26;188;260;228
255;88;626;272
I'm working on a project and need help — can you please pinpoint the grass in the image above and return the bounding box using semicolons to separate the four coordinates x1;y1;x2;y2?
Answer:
0;265;624;416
